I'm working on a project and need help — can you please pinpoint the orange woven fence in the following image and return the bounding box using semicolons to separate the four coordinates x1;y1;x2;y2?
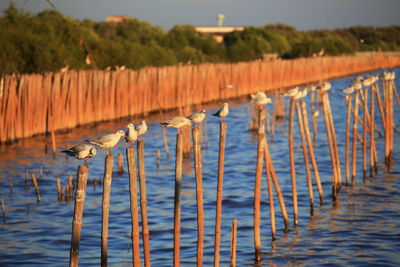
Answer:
1;54;400;144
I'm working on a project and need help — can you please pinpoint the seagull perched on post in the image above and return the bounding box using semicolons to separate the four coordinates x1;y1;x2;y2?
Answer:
187;110;206;124
61;144;97;166
212;102;229;119
87;130;125;155
249;91;272;108
135;120;148;140
161;116;192;133
125;123;138;147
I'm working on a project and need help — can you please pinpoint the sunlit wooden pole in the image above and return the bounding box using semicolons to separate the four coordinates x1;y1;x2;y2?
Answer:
174;132;183;267
101;155;114;267
288;99;298;225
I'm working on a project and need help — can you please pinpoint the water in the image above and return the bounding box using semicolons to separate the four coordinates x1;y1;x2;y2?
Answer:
1;68;400;266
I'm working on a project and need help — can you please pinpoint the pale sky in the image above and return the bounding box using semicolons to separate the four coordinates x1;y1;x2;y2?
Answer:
2;0;400;30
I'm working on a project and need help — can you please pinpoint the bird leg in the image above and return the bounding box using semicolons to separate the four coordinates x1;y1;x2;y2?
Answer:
84;159;88;167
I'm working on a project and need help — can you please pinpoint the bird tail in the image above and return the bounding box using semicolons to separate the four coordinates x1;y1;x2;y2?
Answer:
60;149;73;156
212;112;219;117
160;122;168;126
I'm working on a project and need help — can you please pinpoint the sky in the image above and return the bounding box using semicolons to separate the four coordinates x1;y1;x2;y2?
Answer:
1;0;400;30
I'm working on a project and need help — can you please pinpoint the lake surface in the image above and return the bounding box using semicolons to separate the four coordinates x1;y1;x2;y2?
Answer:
1;68;400;266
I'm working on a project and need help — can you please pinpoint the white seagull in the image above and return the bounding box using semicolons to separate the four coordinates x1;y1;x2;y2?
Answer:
161;116;192;133
88;130;125;155
125;123;138;147
284;86;299;97
212;102;229;119
187;110;206;124
135;120;148;138
61;144;97;166
250;91;272;107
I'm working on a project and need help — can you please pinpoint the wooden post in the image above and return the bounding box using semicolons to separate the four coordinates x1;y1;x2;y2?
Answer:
295;101;314;212
56;177;61;201
253;108;265;263
126;148;141;267
345;95;352;184
351;90;360;184
101;155;114;267
214;121;227;267
1;199;6;223
301;100;324;205
192;127;204;267
117;153;124;174
230;218;237;267
69;165;89;267
51;130;57;158
311;91;318;144
31;173;41;202
264;137;276;240
362;88;368;179
370;85;376;176
162;126;170;159
174;132;183;267
288;99;298;226
137;141;151;267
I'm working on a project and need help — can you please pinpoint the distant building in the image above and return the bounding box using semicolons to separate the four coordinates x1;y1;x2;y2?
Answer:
194;26;245;43
106;15;130;23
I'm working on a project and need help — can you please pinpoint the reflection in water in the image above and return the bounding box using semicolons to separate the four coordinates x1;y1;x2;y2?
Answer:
0;69;400;266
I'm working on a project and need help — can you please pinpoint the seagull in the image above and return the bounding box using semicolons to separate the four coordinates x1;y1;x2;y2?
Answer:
125;123;138;147
293;88;308;100
161;116;192;133
212;102;229;119
342;86;354;94
61;144;97;166
187;110;206;124
135;120;148;138
284;87;299;97
362;76;374;87
353;82;362;91
88;130;125;155
249;91;272;107
320;82;331;92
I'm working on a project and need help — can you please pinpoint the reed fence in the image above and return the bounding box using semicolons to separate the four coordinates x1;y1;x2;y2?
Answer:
1;54;400;144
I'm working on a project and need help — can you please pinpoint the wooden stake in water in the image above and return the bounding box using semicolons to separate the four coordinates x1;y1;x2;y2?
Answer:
126;148;141;267
362;88;368;178
69;165;89;267
370;85;376;176
174;132;183;267
31;173;41;202
137;140;151;267
214;121;227;267
301;100;324;204
1;199;6;223
230;218;237;267
351;90;360;183
117;153;124;175
101;155;114;267
51;130;57;158
56;177;61;201
253;108;265;263
264;138;276;240
192;127;204;267
288;99;298;226
345;95;352;184
296;101;314;212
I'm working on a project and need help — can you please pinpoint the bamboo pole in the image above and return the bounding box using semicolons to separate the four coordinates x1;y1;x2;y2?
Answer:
253;108;265;263
362;88;368;178
214;121;227;267
345;95;352;185
117;153;124;174
301;100;324;204
288;99;298;226
126;148;141;267
69;165;89;267
370;85;376;176
56;177;61;201
101;155;114;267
1;198;6;223
192;127;204;267
51;130;57;159
31;173;41;202
173;132;183;267
295;101;314;212
351;90;360;183
137;141;151;267
230;218;237;267
264;135;276;240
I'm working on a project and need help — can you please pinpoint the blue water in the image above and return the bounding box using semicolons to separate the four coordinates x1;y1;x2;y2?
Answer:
1;68;400;266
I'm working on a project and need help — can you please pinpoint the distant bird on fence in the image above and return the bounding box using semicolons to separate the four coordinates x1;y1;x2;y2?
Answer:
293;88;308;100
87;130;125;155
161;116;192;133
135;120;148;138
319;82;331;92
187;110;206;124
125;123;138;147
342;86;355;95
212;102;229;119
284;86;299;97
250;91;272;108
61;144;97;166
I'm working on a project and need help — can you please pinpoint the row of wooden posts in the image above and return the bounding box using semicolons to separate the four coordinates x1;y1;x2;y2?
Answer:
2;54;400;144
